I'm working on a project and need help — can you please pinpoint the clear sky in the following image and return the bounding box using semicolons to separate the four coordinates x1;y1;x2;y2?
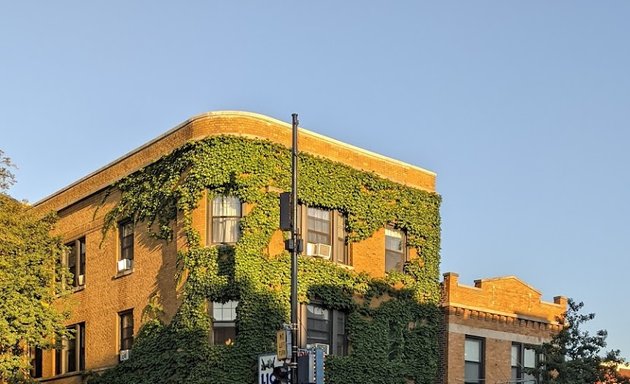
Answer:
2;1;629;354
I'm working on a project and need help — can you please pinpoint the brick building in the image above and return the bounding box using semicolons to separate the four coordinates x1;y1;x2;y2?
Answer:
441;272;567;384
29;111;442;383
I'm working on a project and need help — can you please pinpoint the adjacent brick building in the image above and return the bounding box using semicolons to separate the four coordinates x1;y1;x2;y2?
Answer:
441;272;567;384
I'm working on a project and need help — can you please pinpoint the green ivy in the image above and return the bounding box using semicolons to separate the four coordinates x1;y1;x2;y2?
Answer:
89;136;441;384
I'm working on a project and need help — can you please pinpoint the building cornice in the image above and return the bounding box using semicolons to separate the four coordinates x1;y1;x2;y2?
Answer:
443;303;564;331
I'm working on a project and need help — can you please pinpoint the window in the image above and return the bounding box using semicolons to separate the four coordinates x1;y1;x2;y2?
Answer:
118;221;134;272
55;323;85;375
65;237;86;287
211;300;238;345
512;343;538;384
302;206;349;264
29;347;42;378
385;227;406;273
208;195;242;244
306;304;346;356
119;310;134;352
464;337;484;384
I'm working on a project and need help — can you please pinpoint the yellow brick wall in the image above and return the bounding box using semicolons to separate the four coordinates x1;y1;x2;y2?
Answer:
441;272;566;384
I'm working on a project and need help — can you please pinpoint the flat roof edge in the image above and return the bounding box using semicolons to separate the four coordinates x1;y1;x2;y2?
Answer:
34;111;436;208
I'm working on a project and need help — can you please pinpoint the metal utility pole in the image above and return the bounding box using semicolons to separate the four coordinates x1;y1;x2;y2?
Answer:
290;113;299;384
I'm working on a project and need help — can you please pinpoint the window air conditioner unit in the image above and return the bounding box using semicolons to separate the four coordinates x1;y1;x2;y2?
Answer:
306;243;332;260
307;343;330;355
117;258;132;272
119;349;130;362
77;274;85;286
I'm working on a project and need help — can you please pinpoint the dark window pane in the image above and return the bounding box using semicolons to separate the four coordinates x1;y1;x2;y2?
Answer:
119;221;134;262
30;347;42;378
120;311;134;351
55;340;62;375
213;326;237;345
79;324;85;371
335;312;346;355
66;325;79;373
306;305;331;346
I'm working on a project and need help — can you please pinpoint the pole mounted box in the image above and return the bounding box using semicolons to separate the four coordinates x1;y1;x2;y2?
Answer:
279;192;292;231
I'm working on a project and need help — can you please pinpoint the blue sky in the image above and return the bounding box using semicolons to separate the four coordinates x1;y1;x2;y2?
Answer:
2;2;629;353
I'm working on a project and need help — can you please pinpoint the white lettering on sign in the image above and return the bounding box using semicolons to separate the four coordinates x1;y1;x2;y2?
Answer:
258;354;284;384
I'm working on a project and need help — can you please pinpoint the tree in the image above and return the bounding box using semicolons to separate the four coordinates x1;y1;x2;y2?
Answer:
533;299;630;384
0;152;70;382
0;150;16;192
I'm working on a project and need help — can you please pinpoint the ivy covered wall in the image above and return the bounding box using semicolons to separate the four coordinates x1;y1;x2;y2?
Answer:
88;135;442;384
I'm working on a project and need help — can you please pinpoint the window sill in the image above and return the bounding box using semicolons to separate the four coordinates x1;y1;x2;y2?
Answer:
71;285;86;293
38;370;84;382
113;268;134;279
303;255;353;269
209;242;238;247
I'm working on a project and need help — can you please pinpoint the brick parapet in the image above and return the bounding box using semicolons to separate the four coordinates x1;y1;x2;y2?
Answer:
442;272;566;325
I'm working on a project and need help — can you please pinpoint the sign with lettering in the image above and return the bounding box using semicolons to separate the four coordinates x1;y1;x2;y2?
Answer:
276;330;287;360
258;354;284;384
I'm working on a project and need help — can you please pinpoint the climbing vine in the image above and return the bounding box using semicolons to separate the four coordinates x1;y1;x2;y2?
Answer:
88;136;442;384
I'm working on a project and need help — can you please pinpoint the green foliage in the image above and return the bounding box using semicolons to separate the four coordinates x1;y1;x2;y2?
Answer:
532;299;630;384
90;136;442;384
0;150;16;192
0;193;70;382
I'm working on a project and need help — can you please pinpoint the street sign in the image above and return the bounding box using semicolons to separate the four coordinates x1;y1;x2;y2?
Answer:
277;329;287;360
258;354;285;384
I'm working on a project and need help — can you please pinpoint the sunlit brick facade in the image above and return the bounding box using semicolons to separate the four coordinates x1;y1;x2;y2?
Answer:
441;272;567;384
30;111;437;383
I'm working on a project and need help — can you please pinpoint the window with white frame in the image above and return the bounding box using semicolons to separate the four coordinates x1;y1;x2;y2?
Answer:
302;206;349;264
511;343;538;383
55;323;85;375
385;227;406;273
464;336;484;384
65;237;86;287
208;195;242;244
211;300;238;345
306;304;347;356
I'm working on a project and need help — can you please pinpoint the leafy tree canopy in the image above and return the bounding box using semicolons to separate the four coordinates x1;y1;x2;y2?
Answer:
534;298;629;384
0;152;70;382
0;150;16;192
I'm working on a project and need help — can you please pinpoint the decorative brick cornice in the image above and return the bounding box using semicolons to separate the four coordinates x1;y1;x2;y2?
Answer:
444;304;563;332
